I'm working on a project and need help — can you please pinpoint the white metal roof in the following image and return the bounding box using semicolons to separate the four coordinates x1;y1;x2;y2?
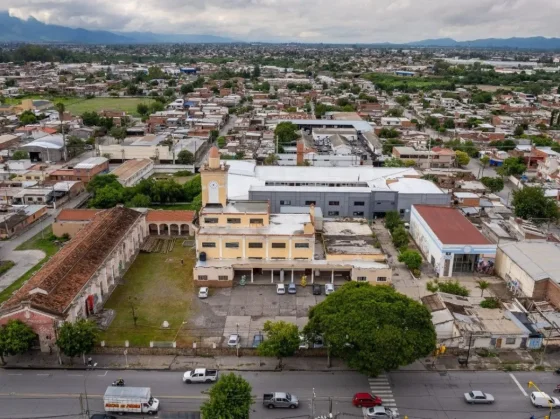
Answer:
74;157;108;169
499;241;560;283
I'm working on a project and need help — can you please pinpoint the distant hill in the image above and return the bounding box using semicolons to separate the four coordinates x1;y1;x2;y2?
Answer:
409;36;560;49
0;12;235;44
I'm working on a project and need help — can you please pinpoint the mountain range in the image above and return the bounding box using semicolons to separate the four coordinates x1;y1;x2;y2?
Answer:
0;12;235;44
2;12;560;49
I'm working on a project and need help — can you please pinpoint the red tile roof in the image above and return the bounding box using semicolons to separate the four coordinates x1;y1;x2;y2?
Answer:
413;205;491;245
146;210;195;223
56;209;101;222
2;207;142;316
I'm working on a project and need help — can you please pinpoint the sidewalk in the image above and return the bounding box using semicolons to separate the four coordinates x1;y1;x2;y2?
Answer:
3;352;353;372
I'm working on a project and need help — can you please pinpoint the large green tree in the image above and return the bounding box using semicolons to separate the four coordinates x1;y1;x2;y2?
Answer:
305;283;436;376
200;373;253;419
0;320;36;364
11;150;29;160
384;210;402;233
257;320;300;369
497;157;526;177
455;150;470;166
383;157;405;167
87;174;122;193
177;149;195;165
19;110;37;125
480;177;504;193
56;319;99;364
512;186;559;224
274;122;299;144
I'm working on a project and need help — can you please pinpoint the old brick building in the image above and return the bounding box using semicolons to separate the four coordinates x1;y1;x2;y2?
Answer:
0;207;146;351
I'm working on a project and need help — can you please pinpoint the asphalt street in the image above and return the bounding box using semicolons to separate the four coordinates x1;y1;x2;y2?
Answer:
0;369;368;419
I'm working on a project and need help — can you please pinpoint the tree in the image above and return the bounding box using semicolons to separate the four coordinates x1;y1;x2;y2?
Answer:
126;193;151;208
87;174;122;193
89;185;123;208
0;320;36;364
455;150;470;166
55;102;66;160
56;319;99;364
480;177;504;193
381;139;404;155
386;107;404;117
391;226;409;249
384;210;402;233
398;250;423;271
443;119;455;129
136;103;149;116
257;320;300;369
264;154;278;165
19;110;37;125
426;280;469;297
164;87;175;97
177;149;195;165
252;64;261;79
200;373;253;419
304;282;436;376
476;280;490;297
81;111;100;126
497;157;526;177
383;158;405;167
11;150;29;160
512;186;559;224
274;122;299;144
66;136;86;159
149;101;165;114
514;125;525;136
109;126;127;142
217;136;227;148
181;83;194;95
480;155;490;177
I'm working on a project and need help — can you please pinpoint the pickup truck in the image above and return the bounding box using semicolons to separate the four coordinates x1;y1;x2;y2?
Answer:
263;392;299;409
182;368;218;384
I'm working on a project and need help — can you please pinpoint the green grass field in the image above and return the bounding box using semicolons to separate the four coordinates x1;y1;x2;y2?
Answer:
101;245;196;347
56;97;156;117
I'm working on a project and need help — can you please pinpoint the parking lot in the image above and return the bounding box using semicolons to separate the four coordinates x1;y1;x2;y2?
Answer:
189;284;327;347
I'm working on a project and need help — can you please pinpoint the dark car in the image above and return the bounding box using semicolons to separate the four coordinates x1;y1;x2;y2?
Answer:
312;284;321;295
90;415;117;419
352;393;383;408
252;334;264;348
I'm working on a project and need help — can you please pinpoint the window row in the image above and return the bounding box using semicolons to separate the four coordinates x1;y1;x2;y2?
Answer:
202;242;310;249
203;217;264;225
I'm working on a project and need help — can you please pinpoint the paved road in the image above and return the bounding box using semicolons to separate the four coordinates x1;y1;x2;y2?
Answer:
466;157;514;205
195;115;237;166
0;369;368;418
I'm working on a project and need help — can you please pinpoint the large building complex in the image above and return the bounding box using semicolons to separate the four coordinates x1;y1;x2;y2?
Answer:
193;147;391;287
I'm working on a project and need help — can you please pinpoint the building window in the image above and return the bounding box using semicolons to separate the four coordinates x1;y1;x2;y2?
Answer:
295;243;309;248
225;242;239;248
201;242;216;248
354;201;365;206
204;218;219;224
506;337;516;345
271;243;286;248
248;257;263;260
197;275;208;280
357;276;368;282
305;201;316;206
248;242;263;248
227;218;241;224
353;211;364;216
377;277;387;282
329;201;340;206
249;218;264;224
280;200;291;206
218;276;229;281
399;209;405;214
271;257;286;260
328;211;339;216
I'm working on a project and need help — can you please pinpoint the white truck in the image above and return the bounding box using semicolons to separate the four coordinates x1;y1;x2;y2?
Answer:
182;368;219;384
103;386;160;415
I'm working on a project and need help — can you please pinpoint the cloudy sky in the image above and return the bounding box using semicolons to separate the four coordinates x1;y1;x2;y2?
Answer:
3;0;560;43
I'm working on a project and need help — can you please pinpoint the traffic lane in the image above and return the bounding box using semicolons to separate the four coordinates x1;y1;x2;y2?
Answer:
389;371;541;419
0;396;84;419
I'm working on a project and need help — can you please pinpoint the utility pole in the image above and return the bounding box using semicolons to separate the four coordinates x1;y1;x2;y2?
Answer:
465;332;475;366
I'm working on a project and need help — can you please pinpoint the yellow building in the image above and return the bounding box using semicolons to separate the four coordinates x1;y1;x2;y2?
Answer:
194;147;392;287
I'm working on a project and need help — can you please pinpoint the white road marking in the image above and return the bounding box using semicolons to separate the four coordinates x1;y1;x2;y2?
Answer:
98;371;108;377
510;373;528;397
8;373;22;376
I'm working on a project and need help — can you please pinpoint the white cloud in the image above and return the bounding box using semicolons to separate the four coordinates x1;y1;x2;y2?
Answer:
4;0;560;42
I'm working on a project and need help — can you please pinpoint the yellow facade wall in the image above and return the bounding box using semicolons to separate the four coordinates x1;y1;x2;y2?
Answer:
200;170;228;207
351;267;392;284
326;253;386;262
200;212;270;227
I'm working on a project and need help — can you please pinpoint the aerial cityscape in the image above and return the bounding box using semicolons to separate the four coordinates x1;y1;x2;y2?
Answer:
2;3;560;419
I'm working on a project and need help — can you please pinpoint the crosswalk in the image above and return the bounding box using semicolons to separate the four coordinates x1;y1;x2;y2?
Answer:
368;374;399;416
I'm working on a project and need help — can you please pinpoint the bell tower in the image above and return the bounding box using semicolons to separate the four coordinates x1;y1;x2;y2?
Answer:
200;146;228;207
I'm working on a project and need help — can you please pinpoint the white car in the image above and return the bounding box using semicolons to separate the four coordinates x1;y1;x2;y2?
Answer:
464;390;494;404
531;391;560;408
298;334;309;349
198;287;209;299
325;284;335;295
227;334;240;347
277;284;286;294
364;406;399;418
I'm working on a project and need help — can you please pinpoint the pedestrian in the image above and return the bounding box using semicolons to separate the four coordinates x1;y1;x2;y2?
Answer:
181;259;184;265
87;356;93;367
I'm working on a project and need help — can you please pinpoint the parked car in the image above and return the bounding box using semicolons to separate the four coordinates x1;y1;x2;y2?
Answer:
352;393;382;408
198;287;209;299
277;284;286;294
464;390;494;404
90;415;117;419
298;334;324;349
312;284;321;295
364;406;399;418
263;392;299;409
325;284;335;295
313;336;324;349
298;334;309;349
227;334;240;347
288;283;297;294
252;334;264;348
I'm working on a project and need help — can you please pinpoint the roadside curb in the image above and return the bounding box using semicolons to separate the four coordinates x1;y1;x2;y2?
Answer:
1;365;355;373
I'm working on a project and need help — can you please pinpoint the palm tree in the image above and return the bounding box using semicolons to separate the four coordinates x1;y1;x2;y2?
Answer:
476;280;490;297
55;102;66;161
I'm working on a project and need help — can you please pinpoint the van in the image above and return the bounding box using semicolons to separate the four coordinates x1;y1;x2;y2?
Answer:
530;391;560;408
